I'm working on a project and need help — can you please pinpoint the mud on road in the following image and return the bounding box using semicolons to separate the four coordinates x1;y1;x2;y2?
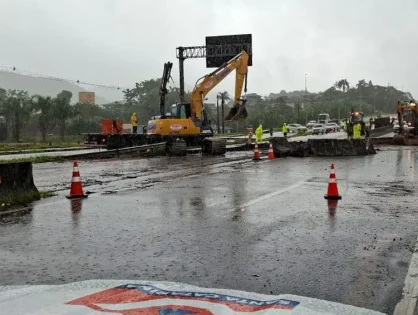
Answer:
33;151;255;195
1;146;418;314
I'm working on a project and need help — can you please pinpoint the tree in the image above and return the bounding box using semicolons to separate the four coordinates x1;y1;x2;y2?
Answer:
356;79;367;90
123;79;190;121
68;102;105;135
54;90;74;139
217;91;230;104
0;89;7;141
334;79;350;92
57;90;73;104
2;90;31;142
30;95;55;141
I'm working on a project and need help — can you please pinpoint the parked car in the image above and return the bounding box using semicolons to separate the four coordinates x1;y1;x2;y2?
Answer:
312;124;325;135
325;122;341;133
306;120;316;129
287;123;307;133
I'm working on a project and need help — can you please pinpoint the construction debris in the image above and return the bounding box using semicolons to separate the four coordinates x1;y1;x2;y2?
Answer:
271;137;376;157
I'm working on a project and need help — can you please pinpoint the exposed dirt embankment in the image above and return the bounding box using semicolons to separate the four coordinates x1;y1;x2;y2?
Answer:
272;137;376;157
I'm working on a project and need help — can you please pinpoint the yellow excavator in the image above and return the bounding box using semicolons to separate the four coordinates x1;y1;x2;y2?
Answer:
393;100;418;145
147;50;249;155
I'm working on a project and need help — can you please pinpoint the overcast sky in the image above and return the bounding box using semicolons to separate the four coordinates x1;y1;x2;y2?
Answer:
1;0;418;102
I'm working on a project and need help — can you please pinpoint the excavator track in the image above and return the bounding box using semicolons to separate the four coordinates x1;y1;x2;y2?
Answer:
167;139;187;156
202;138;226;155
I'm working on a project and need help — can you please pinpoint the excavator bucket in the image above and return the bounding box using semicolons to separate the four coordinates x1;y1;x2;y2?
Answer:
225;100;248;121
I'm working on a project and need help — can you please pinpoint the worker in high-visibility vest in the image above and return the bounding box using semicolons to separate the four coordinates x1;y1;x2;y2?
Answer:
354;122;361;139
131;112;138;134
352;123;357;139
255;124;263;143
282;123;288;137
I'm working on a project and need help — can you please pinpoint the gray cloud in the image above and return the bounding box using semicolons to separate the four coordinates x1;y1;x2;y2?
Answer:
0;0;417;102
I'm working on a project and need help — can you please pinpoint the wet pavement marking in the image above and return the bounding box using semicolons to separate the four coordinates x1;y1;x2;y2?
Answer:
393;234;418;315
232;180;309;212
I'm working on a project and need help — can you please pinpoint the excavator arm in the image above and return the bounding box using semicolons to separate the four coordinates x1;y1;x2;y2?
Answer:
189;50;249;121
159;61;173;116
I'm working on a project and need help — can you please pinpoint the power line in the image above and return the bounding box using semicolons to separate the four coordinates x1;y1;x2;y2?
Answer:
0;65;127;90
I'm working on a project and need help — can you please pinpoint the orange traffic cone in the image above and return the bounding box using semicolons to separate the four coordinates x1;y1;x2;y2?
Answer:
66;161;88;199
324;163;341;200
253;142;260;160
268;143;275;160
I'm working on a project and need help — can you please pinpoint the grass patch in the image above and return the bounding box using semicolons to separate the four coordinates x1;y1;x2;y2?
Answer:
40;191;57;198
0;155;64;164
0;190;56;211
0;142;81;152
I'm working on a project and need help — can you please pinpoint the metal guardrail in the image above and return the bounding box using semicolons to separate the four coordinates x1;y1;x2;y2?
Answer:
370;125;393;137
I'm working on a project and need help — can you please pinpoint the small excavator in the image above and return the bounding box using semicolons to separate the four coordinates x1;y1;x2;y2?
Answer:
147;50;250;156
393;100;418;145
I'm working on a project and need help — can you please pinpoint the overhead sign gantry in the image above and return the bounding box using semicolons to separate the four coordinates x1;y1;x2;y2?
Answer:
176;34;252;102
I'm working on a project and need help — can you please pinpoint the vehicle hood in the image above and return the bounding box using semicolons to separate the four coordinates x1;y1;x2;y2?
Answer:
0;280;385;315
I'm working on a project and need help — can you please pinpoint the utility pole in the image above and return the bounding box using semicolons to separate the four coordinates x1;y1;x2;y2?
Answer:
305;73;308;93
216;94;220;134
177;47;185;103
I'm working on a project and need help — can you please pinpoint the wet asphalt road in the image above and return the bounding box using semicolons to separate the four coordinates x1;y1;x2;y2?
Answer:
1;147;418;314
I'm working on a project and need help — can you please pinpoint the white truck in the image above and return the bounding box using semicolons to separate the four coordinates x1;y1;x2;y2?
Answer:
318;113;330;124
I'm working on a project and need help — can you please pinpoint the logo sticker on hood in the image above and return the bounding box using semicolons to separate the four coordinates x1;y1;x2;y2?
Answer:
170;124;183;131
66;284;300;314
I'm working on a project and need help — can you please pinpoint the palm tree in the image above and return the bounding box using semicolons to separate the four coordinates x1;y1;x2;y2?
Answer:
219;91;231;102
341;79;350;92
334;79;350;92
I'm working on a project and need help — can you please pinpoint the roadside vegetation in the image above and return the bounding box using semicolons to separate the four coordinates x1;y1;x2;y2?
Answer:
0;155;64;164
0;190;56;212
0;140;81;153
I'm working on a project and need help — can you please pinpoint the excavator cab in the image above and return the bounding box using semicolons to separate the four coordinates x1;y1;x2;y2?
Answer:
170;103;190;119
170;103;212;130
349;111;364;124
